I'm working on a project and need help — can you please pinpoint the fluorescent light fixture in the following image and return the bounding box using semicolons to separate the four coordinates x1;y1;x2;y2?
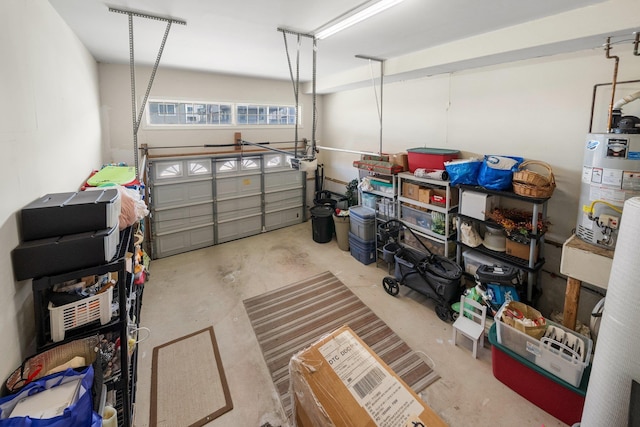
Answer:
315;0;406;40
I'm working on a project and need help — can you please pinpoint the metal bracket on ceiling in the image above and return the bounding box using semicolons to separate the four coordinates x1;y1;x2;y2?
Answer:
356;54;386;155
277;27;318;161
109;7;186;176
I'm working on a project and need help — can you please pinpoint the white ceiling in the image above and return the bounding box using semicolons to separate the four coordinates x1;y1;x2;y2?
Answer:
49;0;613;86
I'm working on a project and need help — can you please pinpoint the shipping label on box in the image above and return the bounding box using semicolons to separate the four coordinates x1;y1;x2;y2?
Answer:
318;331;425;425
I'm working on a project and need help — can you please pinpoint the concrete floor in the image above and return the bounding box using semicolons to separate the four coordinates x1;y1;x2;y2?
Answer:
132;221;567;427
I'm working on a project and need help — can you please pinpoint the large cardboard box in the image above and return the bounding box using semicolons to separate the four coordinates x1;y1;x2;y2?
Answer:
402;182;420;201
290;325;448;427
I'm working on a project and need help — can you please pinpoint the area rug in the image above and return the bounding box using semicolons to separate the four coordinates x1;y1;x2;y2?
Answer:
243;271;439;418
150;326;233;427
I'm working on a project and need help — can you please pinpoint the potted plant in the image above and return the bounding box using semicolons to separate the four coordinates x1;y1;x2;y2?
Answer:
345;179;359;207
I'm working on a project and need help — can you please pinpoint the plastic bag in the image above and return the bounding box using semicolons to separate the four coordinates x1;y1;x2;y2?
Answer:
444;158;482;186
0;366;98;427
477;155;523;191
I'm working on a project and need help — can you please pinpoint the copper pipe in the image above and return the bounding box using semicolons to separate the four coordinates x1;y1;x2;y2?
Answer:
605;37;620;133
589;79;640;133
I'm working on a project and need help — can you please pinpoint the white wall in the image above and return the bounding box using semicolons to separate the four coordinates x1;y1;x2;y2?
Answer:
321;48;640;240
98;64;320;164
0;0;103;382
319;48;640;320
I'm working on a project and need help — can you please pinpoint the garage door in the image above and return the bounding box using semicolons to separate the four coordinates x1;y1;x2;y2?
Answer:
149;153;305;258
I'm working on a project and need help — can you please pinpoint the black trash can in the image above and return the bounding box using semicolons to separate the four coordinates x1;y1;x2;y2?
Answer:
310;205;335;243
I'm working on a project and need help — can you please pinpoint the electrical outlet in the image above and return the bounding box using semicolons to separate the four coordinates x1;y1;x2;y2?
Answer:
599;214;619;229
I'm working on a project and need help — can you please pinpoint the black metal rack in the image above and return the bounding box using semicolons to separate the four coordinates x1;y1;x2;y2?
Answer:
30;226;142;427
455;185;550;303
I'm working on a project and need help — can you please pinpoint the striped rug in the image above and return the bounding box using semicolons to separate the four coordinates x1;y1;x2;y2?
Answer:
243;271;439;419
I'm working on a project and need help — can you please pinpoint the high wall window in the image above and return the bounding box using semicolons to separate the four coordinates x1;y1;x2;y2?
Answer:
236;104;297;125
148;101;232;126
146;99;298;127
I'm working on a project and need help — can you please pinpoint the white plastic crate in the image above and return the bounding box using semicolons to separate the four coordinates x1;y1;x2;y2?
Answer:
494;302;592;387
48;286;113;342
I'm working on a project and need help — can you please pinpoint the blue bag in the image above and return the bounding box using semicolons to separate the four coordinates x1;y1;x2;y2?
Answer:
477;155;523;191
444;159;482;186
0;366;98;427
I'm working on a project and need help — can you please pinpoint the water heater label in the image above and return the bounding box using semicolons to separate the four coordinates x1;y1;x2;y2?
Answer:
586;140;600;150
589;186;625;206
622;172;640;191
602;168;623;187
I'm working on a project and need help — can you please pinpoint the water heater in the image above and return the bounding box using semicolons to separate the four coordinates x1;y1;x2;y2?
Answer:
576;133;640;248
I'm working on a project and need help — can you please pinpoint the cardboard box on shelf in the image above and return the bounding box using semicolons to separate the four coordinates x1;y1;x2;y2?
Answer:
430;188;459;207
391;153;409;171
418;188;432;204
505;239;539;262
402;182;420;200
290;325;447;427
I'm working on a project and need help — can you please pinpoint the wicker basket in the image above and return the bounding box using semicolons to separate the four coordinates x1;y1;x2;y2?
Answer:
513;160;554;187
4;335;99;395
513;180;555;198
512;160;555;198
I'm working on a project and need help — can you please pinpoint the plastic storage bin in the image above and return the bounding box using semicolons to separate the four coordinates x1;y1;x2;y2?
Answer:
401;204;432;230
407;148;459;172
462;250;501;275
348;232;376;265
370;179;394;195
494;302;592;387
362;193;378;209
403;231;454;258
349;206;376;242
49;285;114;342
489;323;587;426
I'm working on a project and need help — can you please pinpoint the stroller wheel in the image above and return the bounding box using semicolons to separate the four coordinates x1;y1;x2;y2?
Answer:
435;304;452;322
382;277;400;296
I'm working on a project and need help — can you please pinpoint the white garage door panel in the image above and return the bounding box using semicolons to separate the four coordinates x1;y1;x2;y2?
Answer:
217;215;262;243
153;202;214;234
217;195;262;222
264;170;303;191
216;175;261;198
265;207;303;231
265;188;303;210
153;179;214;207
153;225;215;258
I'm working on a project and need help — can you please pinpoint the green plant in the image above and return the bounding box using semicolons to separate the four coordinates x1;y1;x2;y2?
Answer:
345;179;359;207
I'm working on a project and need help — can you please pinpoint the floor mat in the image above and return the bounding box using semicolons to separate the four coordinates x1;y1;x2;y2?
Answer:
150;326;233;427
243;270;440;419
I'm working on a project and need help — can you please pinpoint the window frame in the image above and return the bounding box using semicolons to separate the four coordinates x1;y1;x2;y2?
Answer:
145;98;300;129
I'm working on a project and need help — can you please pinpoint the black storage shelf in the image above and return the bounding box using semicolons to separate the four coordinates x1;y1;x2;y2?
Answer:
456;184;550;304
456;213;546;242
457;242;545;273
30;226;139;427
